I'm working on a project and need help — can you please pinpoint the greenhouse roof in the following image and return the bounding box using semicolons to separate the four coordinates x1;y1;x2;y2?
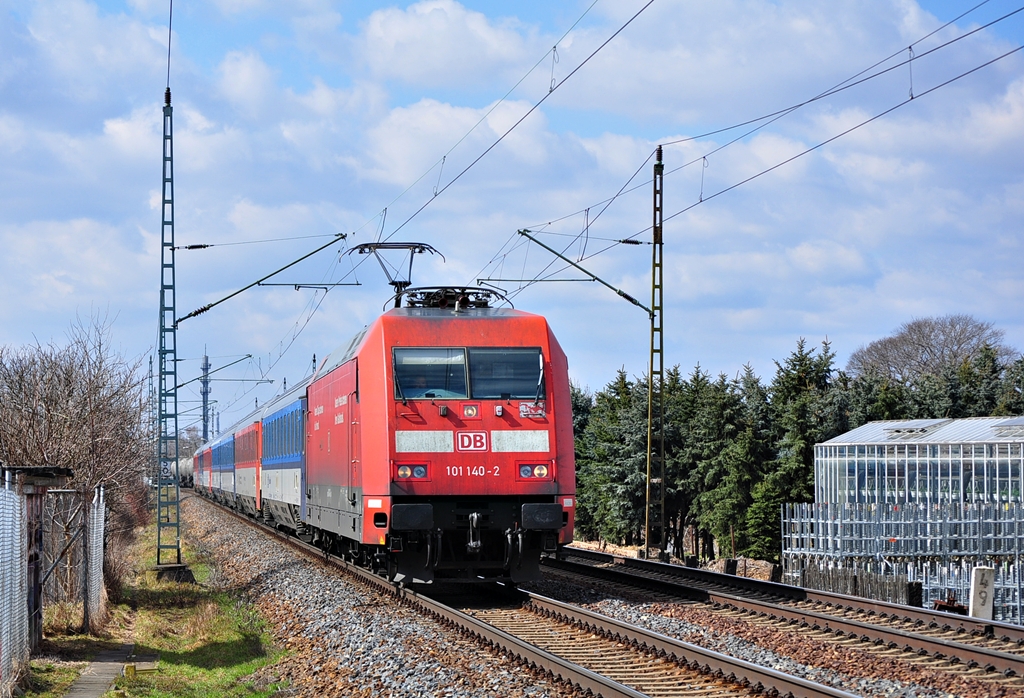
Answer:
822;416;1024;445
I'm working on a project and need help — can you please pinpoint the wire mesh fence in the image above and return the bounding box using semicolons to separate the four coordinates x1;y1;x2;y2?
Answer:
783;501;1024;622
1;477;28;698
86;487;106;626
42;487;107;631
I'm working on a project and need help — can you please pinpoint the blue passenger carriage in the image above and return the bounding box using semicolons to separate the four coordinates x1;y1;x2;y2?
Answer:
259;382;309;535
210;435;236;506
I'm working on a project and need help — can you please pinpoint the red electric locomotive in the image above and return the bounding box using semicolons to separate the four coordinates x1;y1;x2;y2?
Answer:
305;287;575;583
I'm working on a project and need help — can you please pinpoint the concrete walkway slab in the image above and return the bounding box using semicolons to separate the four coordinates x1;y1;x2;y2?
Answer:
62;644;132;698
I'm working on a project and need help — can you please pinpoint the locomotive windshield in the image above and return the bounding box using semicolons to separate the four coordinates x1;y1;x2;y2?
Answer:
468;348;543;399
393;347;543;400
393;348;469;398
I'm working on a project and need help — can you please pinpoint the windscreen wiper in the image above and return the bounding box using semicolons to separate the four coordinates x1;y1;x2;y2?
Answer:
534;352;545;405
394;366;407;405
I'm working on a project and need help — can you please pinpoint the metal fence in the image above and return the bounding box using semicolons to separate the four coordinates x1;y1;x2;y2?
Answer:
783;501;1024;623
86;487;106;625
1;475;28;698
42;487;107;630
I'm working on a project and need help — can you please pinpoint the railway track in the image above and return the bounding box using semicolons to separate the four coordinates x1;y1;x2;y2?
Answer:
428;586;858;698
547;547;1024;686
201;495;852;697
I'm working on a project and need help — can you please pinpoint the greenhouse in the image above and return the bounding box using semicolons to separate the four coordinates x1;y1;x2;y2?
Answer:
784;417;1024;622
814;417;1024;505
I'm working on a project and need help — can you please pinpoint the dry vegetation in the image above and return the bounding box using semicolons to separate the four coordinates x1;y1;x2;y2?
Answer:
0;316;153;630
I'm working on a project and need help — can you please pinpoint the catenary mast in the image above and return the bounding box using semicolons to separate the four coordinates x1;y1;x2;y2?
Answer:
156;80;182;565
644;146;666;560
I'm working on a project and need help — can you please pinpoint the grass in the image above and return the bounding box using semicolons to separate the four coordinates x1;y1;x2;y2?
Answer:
20;656;86;698
22;512;289;698
113;590;284;697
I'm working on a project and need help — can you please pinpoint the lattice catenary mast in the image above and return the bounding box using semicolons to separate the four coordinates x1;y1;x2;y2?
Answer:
156;86;182;566
644;145;666;560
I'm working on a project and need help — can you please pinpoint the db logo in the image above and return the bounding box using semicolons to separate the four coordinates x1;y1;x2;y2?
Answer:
456;431;488;451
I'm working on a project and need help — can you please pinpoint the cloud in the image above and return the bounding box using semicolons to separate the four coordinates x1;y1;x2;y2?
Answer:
227;199;318;238
964;77;1024;154
209;0;271;15
0;219;153;325
25;0;167;102
217;51;277;119
354;97;551;186
2;0;1023;399
103;108;162;158
356;1;537;88
543;0;1023;129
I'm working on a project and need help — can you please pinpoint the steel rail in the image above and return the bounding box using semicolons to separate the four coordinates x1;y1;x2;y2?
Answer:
199;498;673;697
405;590;651;698
197;495;848;697
546;552;1024;676
559;546;1024;641
520;590;858;698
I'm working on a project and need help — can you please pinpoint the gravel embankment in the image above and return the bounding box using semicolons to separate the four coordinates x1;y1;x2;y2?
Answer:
181;495;580;698
182;495;1017;698
524;574;1017;698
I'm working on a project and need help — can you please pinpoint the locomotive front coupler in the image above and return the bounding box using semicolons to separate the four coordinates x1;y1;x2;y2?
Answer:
502;526;524;568
425;529;443;569
467;511;483;553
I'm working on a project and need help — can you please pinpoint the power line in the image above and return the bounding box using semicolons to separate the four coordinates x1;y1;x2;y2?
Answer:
502;38;1024;300
659;43;1024;227
357;1;604;246
660;1;1020;149
515;1;1021;242
199;0;647;343
176;233;348;325
174;2;614;343
165;0;173;89
174;232;348;250
381;0;656;243
212;239;352;415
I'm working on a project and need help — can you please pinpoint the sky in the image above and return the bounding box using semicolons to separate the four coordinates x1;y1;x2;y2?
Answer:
1;0;1023;433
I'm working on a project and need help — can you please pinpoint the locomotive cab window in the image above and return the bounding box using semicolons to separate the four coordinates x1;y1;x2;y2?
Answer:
468;348;543;400
393;348;468;399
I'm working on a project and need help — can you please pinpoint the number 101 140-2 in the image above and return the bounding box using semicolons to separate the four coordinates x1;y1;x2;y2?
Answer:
446;466;499;477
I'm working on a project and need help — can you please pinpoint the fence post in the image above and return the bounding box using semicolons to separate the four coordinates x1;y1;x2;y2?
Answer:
81;488;92;634
1;472;9;696
90;487;105;624
1;470;30;698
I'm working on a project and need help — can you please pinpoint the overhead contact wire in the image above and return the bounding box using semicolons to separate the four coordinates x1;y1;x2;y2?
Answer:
371;0;601;238
660;43;1024;227
517;1;1020;248
383;0;656;243
511;33;1024;295
165;0;173;89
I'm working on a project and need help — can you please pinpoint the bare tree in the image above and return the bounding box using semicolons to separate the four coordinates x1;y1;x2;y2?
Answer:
0;315;151;628
847;314;1018;383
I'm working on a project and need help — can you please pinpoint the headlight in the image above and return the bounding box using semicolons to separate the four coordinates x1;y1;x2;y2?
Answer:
532;465;548;478
412;465;427;479
520;465;533;478
397;465;412;479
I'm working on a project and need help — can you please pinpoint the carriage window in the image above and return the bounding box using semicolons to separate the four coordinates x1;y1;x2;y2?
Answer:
468;348;543;399
393;348;468;399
